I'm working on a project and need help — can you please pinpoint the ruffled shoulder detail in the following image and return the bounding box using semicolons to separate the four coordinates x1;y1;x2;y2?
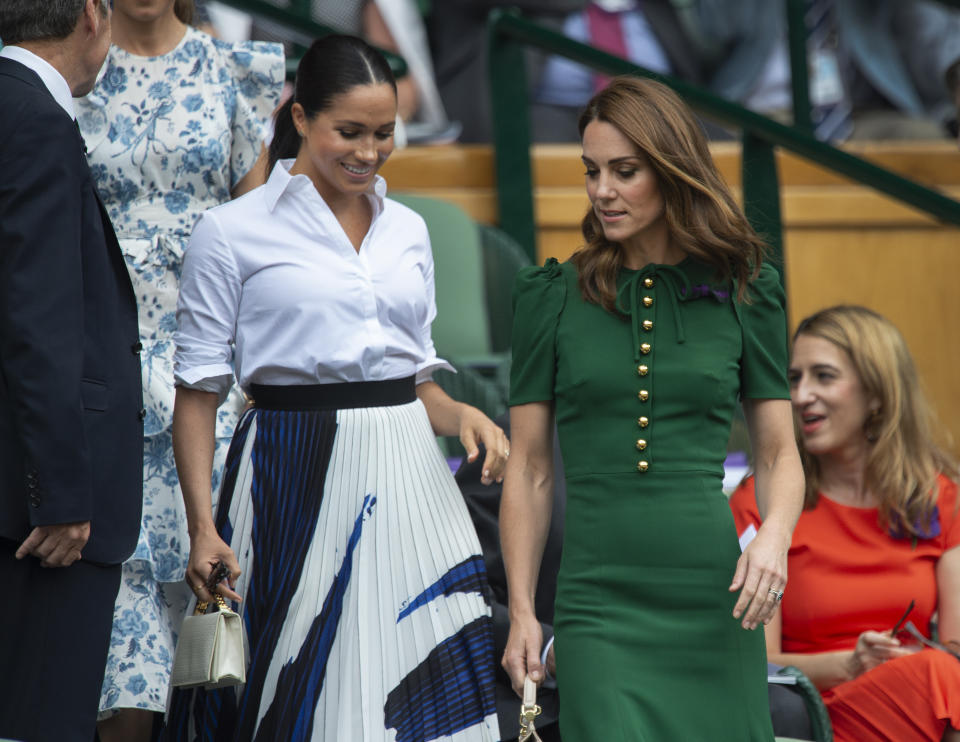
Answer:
211;36;285;127
212;37;285;104
510;259;568;405
210;36;285;188
513;256;568;309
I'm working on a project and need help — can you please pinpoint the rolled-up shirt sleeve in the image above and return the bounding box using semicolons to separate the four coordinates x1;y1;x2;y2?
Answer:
174;211;241;403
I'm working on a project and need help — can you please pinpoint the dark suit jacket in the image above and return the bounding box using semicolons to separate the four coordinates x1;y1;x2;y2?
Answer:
0;57;143;565
455;419;565;740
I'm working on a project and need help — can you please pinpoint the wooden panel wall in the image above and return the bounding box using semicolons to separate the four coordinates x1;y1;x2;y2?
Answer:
381;142;960;450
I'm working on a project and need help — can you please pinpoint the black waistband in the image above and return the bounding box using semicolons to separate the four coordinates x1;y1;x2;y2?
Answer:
249;376;417;411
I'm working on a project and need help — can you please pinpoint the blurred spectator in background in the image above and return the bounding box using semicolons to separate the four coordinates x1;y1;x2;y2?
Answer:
431;0;960;144
429;0;787;142
783;0;960;141
250;0;455;141
76;0;282;739
428;0;585;143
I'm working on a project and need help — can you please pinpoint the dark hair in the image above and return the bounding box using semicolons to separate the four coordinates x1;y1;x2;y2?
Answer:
572;76;767;312
174;0;194;25
268;34;397;172
0;0;87;44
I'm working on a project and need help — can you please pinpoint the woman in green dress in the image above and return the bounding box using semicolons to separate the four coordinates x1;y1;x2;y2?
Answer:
500;77;805;739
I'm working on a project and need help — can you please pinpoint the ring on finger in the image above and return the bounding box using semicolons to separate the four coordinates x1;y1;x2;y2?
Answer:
768;588;784;602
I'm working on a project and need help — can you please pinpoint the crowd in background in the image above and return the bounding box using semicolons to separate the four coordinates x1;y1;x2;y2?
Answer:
1;1;960;741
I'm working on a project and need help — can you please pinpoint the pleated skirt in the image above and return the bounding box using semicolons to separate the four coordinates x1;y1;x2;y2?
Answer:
165;397;500;742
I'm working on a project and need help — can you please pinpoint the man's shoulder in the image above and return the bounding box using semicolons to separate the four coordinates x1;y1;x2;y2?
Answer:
0;64;71;131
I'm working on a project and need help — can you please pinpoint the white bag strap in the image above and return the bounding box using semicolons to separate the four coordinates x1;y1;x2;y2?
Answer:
518;675;543;742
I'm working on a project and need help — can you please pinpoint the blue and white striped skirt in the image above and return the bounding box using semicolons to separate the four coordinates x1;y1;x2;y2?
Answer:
165;391;499;741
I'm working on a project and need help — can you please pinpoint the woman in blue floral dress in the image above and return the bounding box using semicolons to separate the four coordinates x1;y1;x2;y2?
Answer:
76;1;283;739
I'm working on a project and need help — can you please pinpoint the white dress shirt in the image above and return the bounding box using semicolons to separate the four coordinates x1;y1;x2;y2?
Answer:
174;159;453;401
0;45;76;119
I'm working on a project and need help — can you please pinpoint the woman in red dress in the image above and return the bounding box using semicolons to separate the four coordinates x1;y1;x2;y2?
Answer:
730;305;960;742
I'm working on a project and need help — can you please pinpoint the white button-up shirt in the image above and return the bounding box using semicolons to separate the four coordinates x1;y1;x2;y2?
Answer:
174;159;453;400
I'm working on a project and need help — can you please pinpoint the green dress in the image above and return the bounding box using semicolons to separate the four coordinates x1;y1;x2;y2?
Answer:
510;257;789;740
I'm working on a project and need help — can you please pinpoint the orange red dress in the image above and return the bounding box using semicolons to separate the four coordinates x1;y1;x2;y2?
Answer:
730;475;960;742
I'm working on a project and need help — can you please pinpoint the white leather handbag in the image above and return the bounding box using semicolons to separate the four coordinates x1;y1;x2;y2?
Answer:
170;593;246;690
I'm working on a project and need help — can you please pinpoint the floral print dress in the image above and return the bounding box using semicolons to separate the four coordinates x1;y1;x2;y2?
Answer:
76;27;283;715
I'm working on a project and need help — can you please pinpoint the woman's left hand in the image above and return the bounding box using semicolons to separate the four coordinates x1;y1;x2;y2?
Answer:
459;406;510;485
729;524;789;630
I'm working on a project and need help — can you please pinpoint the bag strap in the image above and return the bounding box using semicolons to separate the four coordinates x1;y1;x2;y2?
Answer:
518;676;543;742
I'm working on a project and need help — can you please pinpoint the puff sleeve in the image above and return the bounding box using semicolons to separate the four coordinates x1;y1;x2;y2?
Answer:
215;39;284;189
509;258;567;405
739;262;790;400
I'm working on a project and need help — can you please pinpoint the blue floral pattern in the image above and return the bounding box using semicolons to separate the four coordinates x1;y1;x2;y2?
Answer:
77;27;283;715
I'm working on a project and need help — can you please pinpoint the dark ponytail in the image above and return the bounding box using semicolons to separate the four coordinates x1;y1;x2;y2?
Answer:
268;97;301;173
267;34;397;173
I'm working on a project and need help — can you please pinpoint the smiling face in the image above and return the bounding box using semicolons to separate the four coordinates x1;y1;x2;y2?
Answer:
789;333;878;460
291;82;397;207
581;119;668;256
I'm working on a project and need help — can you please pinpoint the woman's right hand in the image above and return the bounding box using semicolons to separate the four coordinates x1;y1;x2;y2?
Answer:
502;612;544;697
186;528;242;604
845;630;914;679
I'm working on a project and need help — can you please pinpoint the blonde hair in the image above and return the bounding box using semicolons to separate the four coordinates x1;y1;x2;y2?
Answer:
794;305;957;536
572;76;768;313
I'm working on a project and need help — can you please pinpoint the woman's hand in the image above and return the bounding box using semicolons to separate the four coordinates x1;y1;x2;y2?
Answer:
729;524;789;630
459;406;509;485
845;631;914;679
502;612;544;697
186;527;242;604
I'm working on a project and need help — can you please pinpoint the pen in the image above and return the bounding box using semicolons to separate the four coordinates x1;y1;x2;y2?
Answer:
890;599;916;637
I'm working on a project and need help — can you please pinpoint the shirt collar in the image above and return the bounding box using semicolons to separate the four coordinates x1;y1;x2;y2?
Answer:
264;158;387;214
0;45;76;120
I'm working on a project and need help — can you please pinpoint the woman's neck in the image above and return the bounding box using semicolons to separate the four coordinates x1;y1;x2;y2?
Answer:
111;11;187;57
620;222;683;269
816;442;877;507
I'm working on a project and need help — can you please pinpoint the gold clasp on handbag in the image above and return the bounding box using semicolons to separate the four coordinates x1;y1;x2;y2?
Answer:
518;676;544;742
194;592;230;616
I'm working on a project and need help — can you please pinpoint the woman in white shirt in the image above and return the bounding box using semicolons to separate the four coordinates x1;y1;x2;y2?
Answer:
164;35;505;742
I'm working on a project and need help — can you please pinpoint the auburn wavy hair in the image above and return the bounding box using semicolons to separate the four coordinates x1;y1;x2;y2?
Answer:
572;76;768;312
793;306;957;537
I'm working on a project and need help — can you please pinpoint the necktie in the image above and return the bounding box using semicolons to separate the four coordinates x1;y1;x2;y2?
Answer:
587;2;630;93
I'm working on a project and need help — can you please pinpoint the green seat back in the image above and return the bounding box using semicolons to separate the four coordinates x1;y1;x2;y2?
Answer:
477;224;532;354
390;193;492;362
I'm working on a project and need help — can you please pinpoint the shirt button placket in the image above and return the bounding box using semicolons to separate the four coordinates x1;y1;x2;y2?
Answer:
636;276;655;474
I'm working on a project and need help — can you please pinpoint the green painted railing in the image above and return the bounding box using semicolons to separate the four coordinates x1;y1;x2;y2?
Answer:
486;9;960;277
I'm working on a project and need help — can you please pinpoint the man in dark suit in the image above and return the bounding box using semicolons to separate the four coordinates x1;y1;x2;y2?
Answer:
0;1;144;739
455;415;565;742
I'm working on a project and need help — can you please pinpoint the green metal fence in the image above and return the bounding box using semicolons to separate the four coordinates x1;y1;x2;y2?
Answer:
486;9;960;276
